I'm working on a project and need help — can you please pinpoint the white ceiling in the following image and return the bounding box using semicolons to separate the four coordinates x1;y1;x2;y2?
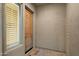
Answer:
33;3;66;7
33;3;50;7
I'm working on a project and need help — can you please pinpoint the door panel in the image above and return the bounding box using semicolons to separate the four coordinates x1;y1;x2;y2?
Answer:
3;3;25;56
25;7;33;52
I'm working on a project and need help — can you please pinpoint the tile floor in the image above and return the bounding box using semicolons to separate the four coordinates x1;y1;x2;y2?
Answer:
25;48;65;56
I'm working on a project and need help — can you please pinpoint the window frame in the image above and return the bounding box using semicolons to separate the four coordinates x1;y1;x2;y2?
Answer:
3;3;21;51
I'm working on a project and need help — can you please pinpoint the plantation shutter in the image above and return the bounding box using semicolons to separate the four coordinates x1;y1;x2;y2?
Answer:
5;3;19;47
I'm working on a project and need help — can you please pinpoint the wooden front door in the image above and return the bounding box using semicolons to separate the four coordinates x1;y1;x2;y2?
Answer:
25;6;33;52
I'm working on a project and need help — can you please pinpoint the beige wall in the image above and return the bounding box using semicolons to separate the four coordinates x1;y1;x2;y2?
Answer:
26;3;79;55
36;4;66;51
0;3;2;56
66;3;79;56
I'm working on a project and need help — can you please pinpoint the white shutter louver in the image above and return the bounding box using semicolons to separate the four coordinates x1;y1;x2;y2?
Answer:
5;4;19;47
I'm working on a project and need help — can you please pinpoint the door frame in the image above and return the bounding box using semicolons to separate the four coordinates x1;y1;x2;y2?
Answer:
24;5;33;53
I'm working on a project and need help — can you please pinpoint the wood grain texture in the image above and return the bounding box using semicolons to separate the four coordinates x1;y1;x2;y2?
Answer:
25;8;33;51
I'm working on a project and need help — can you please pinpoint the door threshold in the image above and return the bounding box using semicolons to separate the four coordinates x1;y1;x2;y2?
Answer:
25;47;33;54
